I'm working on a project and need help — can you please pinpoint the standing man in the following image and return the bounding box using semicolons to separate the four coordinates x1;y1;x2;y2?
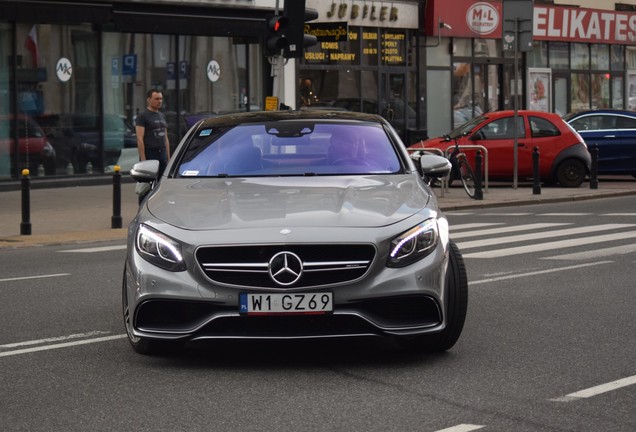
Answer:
136;89;171;176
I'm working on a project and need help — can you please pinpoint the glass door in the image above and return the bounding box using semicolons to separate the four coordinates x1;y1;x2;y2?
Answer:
553;73;569;115
380;72;413;139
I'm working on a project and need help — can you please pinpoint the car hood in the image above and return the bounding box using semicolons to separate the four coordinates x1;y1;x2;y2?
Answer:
146;176;432;230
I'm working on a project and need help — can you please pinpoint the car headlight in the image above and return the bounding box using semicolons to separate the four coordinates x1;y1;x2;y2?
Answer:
135;224;186;271
387;218;438;268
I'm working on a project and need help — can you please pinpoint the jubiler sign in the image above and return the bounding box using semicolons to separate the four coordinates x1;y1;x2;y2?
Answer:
534;5;636;44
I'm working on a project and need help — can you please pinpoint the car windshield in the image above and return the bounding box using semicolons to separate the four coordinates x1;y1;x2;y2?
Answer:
447;115;486;139
176;121;403;177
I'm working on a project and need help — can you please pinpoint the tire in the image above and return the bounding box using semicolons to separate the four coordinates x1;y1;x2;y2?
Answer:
122;267;180;355
458;159;476;198
397;241;468;353
556;158;586;188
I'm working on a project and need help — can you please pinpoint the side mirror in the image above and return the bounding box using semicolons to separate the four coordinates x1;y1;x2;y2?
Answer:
420;154;451;178
130;160;160;182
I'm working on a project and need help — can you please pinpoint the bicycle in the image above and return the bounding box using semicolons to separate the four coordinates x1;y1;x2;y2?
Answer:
443;134;476;199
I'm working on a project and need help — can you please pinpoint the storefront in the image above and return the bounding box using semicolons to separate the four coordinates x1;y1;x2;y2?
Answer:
423;0;636;139
423;0;518;138
299;0;421;141
0;0;273;181
528;4;636;115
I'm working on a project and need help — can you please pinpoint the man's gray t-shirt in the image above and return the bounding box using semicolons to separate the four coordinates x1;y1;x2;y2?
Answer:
135;109;168;149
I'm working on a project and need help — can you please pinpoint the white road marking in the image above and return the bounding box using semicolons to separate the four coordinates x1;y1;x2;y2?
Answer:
550;375;636;402
538;213;592;216
479;213;532;216
0;334;127;358
0;331;111;348
543;243;636;260
434;425;485;432
60;245;126;253
601;213;636;216
463;230;636;259
450;223;504;231
458;224;634;250
0;273;70;283
469;261;613;285
451;223;570;239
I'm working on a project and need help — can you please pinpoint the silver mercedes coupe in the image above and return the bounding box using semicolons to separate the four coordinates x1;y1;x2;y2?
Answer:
123;110;467;355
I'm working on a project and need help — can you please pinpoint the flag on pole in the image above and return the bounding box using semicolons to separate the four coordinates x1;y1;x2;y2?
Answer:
25;25;39;68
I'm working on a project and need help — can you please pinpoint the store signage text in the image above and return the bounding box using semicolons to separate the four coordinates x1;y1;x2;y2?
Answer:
306;22;349;42
466;2;499;35
534;6;636;44
325;2;398;22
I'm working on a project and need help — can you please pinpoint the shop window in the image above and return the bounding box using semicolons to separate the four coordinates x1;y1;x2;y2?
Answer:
528;41;548;68
474;39;499;58
426;70;451;138
591;73;610;109
571;73;590;111
549;42;569;69
0;23;11;178
612;76;624;109
571;43;590;70
590;44;609;70
611;45;625;70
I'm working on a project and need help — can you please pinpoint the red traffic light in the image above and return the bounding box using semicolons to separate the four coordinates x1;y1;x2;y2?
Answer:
268;15;288;33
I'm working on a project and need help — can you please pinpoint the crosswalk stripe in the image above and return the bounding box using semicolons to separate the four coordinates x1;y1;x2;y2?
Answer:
457;224;635;250
463;230;636;259
537;213;593;216
542;243;636;260
450;223;504;231
451;223;570;239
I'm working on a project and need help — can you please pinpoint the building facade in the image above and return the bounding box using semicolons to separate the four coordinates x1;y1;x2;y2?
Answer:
0;0;275;180
423;0;636;138
3;0;636;182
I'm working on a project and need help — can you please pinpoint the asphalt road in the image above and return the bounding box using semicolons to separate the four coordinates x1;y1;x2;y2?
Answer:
1;197;634;432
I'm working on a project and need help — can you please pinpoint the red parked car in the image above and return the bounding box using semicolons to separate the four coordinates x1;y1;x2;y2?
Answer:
0;115;56;175
409;110;591;187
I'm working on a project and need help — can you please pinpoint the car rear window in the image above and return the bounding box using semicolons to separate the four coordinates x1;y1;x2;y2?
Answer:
530;116;561;138
176;121;403;177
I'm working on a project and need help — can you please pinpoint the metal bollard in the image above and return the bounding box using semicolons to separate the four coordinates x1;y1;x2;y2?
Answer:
590;144;598;190
533;146;541;195
111;165;122;229
474;150;483;200
20;169;32;235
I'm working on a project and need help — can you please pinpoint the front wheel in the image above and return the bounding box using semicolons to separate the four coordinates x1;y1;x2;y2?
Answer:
556;158;586;188
397;241;468;353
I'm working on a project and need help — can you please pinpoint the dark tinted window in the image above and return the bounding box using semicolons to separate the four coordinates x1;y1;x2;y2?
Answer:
570;115;614;131
530;116;561;138
615;115;636;129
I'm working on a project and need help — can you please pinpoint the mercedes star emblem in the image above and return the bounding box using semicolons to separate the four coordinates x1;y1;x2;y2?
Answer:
269;251;303;286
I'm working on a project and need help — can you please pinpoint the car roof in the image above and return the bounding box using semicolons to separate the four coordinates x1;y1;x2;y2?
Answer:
481;110;558;119
564;109;636;119
195;110;388;129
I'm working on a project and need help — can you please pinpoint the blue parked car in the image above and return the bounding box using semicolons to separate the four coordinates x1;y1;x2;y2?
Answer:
563;110;636;177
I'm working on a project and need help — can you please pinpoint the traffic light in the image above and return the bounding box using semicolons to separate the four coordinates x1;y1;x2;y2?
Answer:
265;14;289;57
282;0;318;58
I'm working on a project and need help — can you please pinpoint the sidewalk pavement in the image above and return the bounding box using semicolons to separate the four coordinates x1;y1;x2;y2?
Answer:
1;177;635;248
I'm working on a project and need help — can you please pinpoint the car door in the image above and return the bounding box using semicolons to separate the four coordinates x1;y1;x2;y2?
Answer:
468;115;529;177
568;114;618;173
613;114;636;174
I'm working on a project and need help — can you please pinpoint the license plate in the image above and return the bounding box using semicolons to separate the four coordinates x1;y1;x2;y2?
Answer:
239;293;333;315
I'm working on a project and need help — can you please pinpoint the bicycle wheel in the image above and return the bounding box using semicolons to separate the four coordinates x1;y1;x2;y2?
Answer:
458;158;476;198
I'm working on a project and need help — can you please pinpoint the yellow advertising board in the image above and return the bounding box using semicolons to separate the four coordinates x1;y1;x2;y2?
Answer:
265;96;279;111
